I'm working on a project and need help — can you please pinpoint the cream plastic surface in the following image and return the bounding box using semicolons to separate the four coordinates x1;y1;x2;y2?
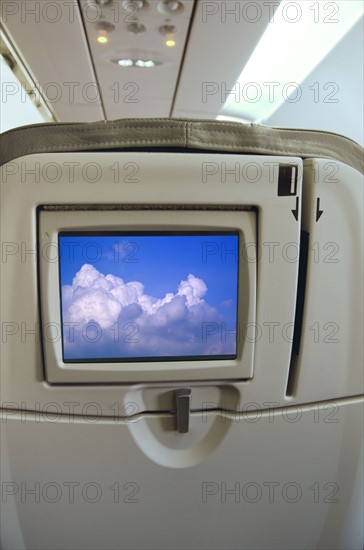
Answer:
1;398;363;550
39;210;256;383
1;153;302;413
1;152;363;550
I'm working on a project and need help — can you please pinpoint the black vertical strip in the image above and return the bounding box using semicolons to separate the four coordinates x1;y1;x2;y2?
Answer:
286;231;309;396
77;0;107;120
169;0;199;117
278;164;297;196
36;206;47;381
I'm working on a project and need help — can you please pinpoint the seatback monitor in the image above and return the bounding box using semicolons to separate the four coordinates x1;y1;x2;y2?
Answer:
59;232;239;362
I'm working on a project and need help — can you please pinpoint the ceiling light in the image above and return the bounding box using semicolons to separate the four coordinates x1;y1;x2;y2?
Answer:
221;0;363;123
135;59;155;68
97;36;108;44
165;39;176;47
118;58;134;67
143;60;155;68
112;56;161;68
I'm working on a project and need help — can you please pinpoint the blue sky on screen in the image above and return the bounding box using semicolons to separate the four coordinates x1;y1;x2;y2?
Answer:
59;234;238;359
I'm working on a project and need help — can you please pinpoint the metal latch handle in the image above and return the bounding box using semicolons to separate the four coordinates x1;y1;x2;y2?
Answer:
174;388;191;433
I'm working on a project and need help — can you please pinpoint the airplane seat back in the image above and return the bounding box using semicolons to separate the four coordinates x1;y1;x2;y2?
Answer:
0;119;363;550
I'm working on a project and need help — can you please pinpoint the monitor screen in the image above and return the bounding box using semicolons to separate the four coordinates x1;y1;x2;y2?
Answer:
58;232;239;362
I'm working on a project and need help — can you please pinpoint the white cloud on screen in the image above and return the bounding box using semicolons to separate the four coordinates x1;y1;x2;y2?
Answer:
62;264;235;356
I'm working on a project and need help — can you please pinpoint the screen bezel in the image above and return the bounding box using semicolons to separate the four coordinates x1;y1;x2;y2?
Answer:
39;209;256;384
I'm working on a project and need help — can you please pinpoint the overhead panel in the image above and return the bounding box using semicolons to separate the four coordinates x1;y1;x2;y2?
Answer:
1;0;104;122
172;0;281;119
80;0;195;118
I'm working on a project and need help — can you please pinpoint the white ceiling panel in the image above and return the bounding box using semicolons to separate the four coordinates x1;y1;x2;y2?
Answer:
81;0;195;118
1;0;104;122
172;0;281;118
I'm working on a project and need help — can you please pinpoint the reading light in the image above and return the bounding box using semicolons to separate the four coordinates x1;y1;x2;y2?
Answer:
159;24;177;47
96;20;115;44
127;22;147;34
221;0;363;123
122;0;147;11
94;0;114;6
96;20;115;33
157;0;183;15
159;24;176;35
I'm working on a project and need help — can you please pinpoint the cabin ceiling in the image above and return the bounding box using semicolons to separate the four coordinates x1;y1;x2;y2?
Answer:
1;0;280;122
1;0;363;144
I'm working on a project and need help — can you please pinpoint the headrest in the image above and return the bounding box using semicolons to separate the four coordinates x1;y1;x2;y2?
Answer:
1;118;363;174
